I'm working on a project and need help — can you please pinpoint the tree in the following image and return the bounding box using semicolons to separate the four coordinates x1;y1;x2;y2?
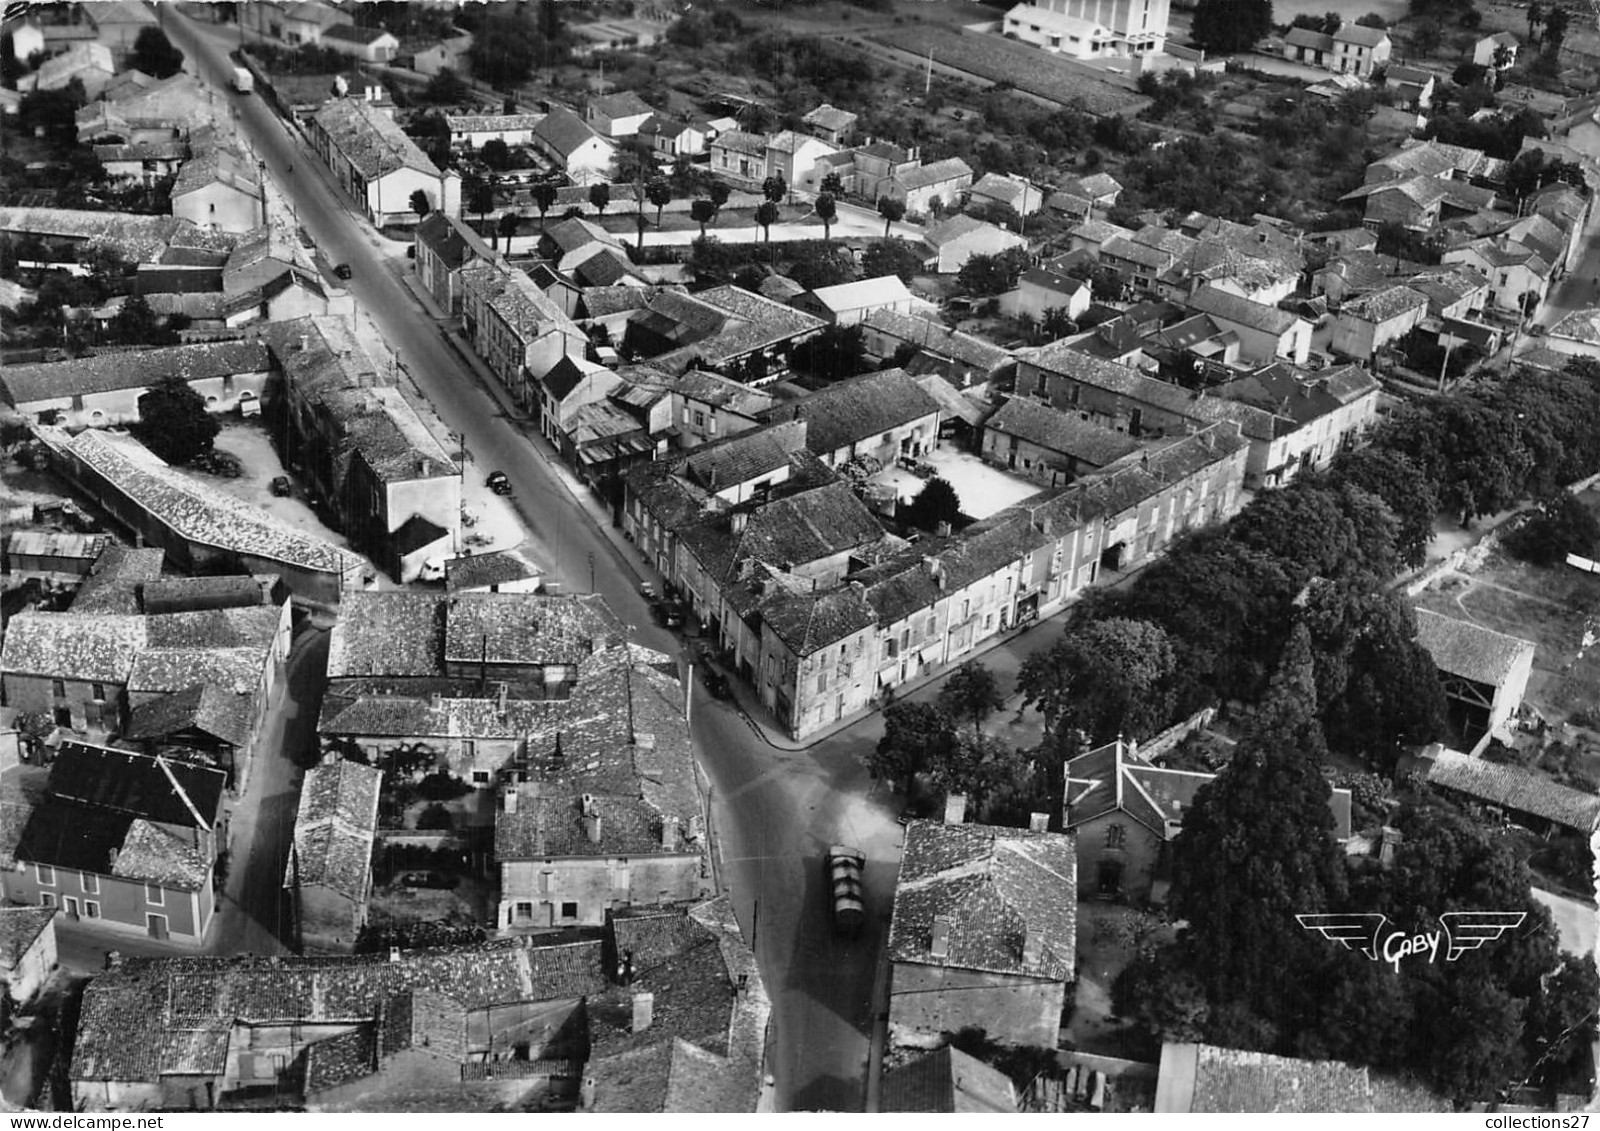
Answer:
790;323;867;381
531;182;559;231
871;701;956;788
1453;60;1489;86
956;247;1032;296
131;26;185;79
409;189;432;219
423;67;469;105
646;179;673;227
1503;490;1600;566
814;192;837;240
762;173;787;204
1018;617;1176;744
1411;18;1444;56
588;182;612;217
1528;0;1545;41
1355;11;1389;26
820;172;845;196
136;374;220;466
877;195;906;237
754;200;780;245
1544;4;1569;52
1189;0;1273;54
690;198;717;237
1169;643;1349;1020
481;138;511;171
497;212;521;249
939;661;1005;735
861;238;923;283
903;475;962;532
709;180;732;219
110;293;170;346
1325;448;1439;571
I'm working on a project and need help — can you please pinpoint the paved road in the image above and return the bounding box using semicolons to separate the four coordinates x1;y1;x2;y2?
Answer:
163;11;898;1109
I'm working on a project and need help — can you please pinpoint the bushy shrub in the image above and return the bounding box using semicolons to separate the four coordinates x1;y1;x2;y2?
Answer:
417;772;472;801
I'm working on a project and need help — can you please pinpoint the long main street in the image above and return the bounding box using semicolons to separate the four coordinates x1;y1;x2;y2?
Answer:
160;10;917;1110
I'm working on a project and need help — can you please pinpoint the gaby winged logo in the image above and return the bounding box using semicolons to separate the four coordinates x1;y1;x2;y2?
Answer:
1295;911;1526;974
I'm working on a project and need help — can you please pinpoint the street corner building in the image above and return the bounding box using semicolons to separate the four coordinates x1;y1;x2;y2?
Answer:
886;818;1077;1050
284;756;383;955
0;741;227;946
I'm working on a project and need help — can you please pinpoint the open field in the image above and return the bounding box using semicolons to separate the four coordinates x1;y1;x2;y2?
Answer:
859;24;1150;115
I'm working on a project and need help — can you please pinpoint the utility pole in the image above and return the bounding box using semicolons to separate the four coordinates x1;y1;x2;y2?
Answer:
925;47;933;97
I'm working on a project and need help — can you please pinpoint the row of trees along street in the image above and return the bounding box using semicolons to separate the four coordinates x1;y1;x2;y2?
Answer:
871;359;1600;1104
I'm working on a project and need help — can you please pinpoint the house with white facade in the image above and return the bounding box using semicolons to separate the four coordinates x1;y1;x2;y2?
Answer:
310;98;443;227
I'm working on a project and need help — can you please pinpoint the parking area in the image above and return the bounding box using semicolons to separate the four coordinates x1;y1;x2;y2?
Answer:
872;447;1043;520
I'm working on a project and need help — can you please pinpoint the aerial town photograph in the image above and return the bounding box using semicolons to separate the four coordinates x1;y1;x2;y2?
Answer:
0;0;1597;1117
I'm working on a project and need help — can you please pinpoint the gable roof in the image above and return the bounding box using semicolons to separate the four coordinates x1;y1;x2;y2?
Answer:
47;740;225;829
985;396;1140;467
1341;284;1429;324
0;907;56;971
676;419;808;492
534;107;613;159
1285;26;1334;50
1333;23;1389;46
801;274;913;314
1158;1043;1447;1113
312;98;439;181
589;90;655;119
765;367;940;456
893;156;974;193
123;684;257;748
1188;284;1300;336
803;103;858;132
289;758;383;900
881;1046;1019;1113
323;23;395;46
1412;607;1535;686
888;819;1077;981
923;213;1022;250
1425;748;1600;833
0;340;270;407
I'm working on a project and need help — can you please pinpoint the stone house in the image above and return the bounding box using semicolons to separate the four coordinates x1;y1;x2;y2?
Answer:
0;741;225;946
460;261;589;410
887;818;1077;1049
0;340;272;430
321;24;400;64
1442;238;1553;317
922;214;1026;274
1064;737;1352;902
982;396;1140;485
443;112;544;150
1413;609;1536;746
0;907;57;1005
413;212;497;316
310;98;444;227
1473;30;1519;69
285;757;382;955
531;108;616;185
765;130;838;194
1329;284;1429;361
763;367;942;469
584;91;656;139
1330;24;1391;76
790;275;918;327
802;103;858;146
1187;285;1311;364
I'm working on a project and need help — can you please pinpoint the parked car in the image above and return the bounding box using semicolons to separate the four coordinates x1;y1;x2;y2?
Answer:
826;846;866;937
269;475;292;497
486;470;512;495
701;666;731;700
652;597;687;628
333;262;353;280
398;871;457;889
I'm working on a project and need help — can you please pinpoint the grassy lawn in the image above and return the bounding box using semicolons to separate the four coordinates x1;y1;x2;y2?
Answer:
1065;902;1172;1059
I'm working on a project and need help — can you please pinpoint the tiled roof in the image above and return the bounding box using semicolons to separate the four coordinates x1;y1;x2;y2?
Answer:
711;129;766;156
923;213;1020;250
445;546;543;592
986;396;1139;467
534;107;611;159
1549;307;1600;344
289;759;382;900
888;820;1077;981
802;274;912;315
324;23;392;45
881;1046;1019;1113
1341;285;1428;324
52;429;357;576
1188;284;1299;335
71;938;608;1084
658;285;825;367
443;592;623;667
1334;23;1389;46
1162;1043;1448;1112
970;171;1037;209
1285;26;1334;50
765;368;940;456
679;418;809;492
70;543;167;613
326;591;446;678
413;212;495;271
313;98;439;181
1413;607;1535;686
124;684;257;748
1211;363;1378;427
1425;748;1600;833
803;103;857;132
682;480;886;581
1070;218;1133;244
0;610;147;681
444;112;546;133
861;309;1010;372
0;907;56;971
893;156;974;193
760;583;877;656
590;91;654;119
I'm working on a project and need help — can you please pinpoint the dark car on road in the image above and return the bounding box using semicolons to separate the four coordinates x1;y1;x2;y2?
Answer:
826;846;866;937
333;262;353;280
652;597;687;628
700;666;731;700
269;475;292;497
486;470;512;495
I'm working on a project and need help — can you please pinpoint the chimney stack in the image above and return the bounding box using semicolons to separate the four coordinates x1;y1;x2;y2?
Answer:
579;1076;597;1111
503;788;518;814
660;815;678;849
930;916;951;958
389;946;402;963
944;792;967;825
497;681;508;718
582;794;602;843
1379;826;1402;868
631;991;654;1033
731;511;748;534
1029;812;1050;832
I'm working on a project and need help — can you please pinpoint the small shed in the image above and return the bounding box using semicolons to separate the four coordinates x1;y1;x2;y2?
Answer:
1413;608;1536;747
